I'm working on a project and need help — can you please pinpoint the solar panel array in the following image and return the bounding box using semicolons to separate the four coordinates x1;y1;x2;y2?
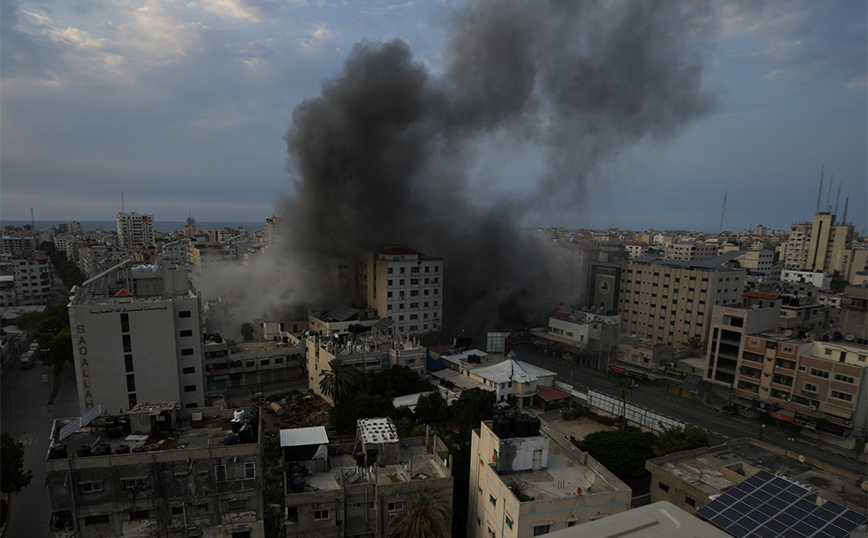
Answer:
696;470;867;538
681;373;701;392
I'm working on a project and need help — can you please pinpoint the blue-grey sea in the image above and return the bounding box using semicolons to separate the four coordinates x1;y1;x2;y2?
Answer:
1;220;264;233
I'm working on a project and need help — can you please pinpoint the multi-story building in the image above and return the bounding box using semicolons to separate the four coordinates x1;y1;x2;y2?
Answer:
1;233;39;257
839;285;867;341
202;334;305;393
784;213;853;272
780;269;831;290
265;215;281;245
189;244;232;273
358;246;443;337
735;333;868;437
778;295;826;334
45;403;264;538
530;310;620;362
58;221;84;234
116;212;156;248
705;292;781;387
617;254;746;349
782;222;811;268
468;415;631;538
68;261;205;414
624;242;650;259
282;418;453;538
13;252;52;305
665;242;718;262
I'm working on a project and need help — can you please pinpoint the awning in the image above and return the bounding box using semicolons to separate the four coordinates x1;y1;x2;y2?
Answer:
536;386;571;402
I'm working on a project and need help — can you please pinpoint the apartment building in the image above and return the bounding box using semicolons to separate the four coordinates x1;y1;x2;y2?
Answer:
202;334;305;393
282;418;453;538
1;233;38;257
358;246;443;337
116;212;155;248
735;333;868;437
468;415;631;538
45;403;264;538
665;242;718;262
784;213;854;272
68;261;205;414
13;252;52;305
705;292;782;386
781;269;831;290
778;295;827;333
618;255;746;349
530;310;620;360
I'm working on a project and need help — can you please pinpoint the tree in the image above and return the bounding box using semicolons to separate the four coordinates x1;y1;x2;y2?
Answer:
680;336;706;358
574;428;656;479
655;426;708;456
1;432;33;495
614;377;633;422
319;358;354;405
388;486;452;538
415;391;446;425
240;322;255;342
451;388;494;431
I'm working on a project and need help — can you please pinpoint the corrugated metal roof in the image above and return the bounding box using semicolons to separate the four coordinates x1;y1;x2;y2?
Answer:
325;305;358;322
279;426;329;447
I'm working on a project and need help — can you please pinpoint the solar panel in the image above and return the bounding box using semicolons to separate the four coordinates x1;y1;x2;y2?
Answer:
695;470;868;538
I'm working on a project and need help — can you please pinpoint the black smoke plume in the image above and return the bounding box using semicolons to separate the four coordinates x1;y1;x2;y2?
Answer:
276;0;717;339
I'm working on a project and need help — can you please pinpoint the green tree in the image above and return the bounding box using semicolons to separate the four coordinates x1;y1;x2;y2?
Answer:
575;428;656;479
655;426;708;456
452;388;495;431
614;377;633;422
415;391;446;425
388;486;452;538
1;432;33;495
240;322;255;342
329;392;393;434
319;358;354;405
680;336;706;357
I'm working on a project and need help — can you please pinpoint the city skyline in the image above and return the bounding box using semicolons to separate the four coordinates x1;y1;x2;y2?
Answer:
1;1;866;234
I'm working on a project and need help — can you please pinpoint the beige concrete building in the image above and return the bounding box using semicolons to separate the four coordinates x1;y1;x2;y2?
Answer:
468;417;631;538
358;246;443;337
282;418;453;538
202;334;305;393
617;255;746;350
116;212;155;248
45;403;265;538
784;214;854;272
736;333;867;438
12;252;52;305
665;242;718;262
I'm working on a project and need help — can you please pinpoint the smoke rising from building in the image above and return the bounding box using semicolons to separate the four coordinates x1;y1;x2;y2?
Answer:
212;1;719;339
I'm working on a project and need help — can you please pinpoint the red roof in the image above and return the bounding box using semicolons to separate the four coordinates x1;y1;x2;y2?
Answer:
114;288;134;297
743;291;780;300
430;345;458;354
536;386;571;402
551;311;572;319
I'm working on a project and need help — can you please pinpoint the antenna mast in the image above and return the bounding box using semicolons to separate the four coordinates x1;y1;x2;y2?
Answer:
826;174;833;213
834;183;841;219
31;208;35;230
719;190;727;234
815;165;824;215
842;195;849;226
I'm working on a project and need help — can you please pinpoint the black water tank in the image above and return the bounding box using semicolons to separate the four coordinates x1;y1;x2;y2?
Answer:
76;445;91;458
224;433;239;445
104;416;119;429
119;416;131;433
49;444;67;460
107;426;124;439
231;419;242;433
115;444;130;454
529;417;541;436
514;415;529;437
238;426;254;444
494;418;511;438
291;477;305;493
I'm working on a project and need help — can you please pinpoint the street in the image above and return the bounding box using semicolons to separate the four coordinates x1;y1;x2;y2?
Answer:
510;342;867;476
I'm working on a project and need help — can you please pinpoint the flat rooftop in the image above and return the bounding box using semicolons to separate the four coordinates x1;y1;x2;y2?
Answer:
648;438;867;515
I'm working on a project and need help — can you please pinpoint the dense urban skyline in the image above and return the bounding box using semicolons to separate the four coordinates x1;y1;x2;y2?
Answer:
1;0;866;234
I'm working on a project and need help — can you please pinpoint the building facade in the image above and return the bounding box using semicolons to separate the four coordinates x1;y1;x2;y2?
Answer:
13;252;52;305
116;212;156;248
68;261;206;414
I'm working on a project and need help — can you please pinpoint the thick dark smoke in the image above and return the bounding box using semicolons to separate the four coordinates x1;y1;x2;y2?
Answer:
275;0;718;339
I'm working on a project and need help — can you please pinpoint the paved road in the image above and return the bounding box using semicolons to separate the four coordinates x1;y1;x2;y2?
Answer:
1;360;79;538
511;342;867;476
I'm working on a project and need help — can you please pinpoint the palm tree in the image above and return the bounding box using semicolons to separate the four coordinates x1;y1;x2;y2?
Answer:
319;358;353;404
615;377;633;425
680;336;706;358
388;486;451;538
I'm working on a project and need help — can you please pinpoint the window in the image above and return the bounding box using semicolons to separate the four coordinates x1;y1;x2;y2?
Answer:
123;477;147;489
128;393;137;408
120;313;130;333
215;465;227;482
245;462;255;479
261;359;270;366
171;506;185;515
80;481;103;493
313;509;330;520
810;368;830;379
125;354;134;373
658;482;670;492
184;385;197;392
533;525;550;536
179;310;191;318
685;496;696;507
129;510;149;521
180;329;193;337
197;504;209;512
489;494;497;507
84;515;110;525
831;391;853;402
181;348;194;356
127;374;136;392
834;374;855;384
388;501;404;512
122;334;132;353
228;499;246;510
182;366;195;374
804;383;818;392
231;532;251;538
286;506;299;523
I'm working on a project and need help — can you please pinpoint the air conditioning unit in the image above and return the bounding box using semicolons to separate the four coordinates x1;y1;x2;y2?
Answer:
809;405;817;411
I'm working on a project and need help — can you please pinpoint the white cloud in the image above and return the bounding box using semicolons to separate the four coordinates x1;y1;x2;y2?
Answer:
200;0;270;23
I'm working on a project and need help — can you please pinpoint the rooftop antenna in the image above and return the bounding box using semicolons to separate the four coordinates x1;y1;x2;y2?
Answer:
815;165;824;215
834;182;841;220
825;173;833;213
842;195;849;226
719;190;727;234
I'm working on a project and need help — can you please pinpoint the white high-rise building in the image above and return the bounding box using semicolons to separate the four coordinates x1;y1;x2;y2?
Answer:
116;212;155;248
68;261;205;414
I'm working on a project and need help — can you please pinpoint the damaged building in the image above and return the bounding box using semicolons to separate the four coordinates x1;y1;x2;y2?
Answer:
45;402;265;538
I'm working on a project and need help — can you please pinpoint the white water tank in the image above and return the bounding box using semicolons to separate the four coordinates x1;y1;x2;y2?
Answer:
234;409;245;422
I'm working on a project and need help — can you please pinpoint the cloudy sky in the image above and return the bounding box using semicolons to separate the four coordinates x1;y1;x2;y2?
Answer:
2;0;865;234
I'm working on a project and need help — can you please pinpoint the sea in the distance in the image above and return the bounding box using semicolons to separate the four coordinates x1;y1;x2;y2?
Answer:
1;220;264;234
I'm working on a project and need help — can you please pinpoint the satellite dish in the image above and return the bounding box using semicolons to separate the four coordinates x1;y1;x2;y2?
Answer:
798;455;806;463
579;469;596;492
784;330;793;337
845;334;856;342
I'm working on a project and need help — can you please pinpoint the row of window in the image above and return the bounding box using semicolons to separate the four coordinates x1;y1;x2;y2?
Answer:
387;266;439;274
